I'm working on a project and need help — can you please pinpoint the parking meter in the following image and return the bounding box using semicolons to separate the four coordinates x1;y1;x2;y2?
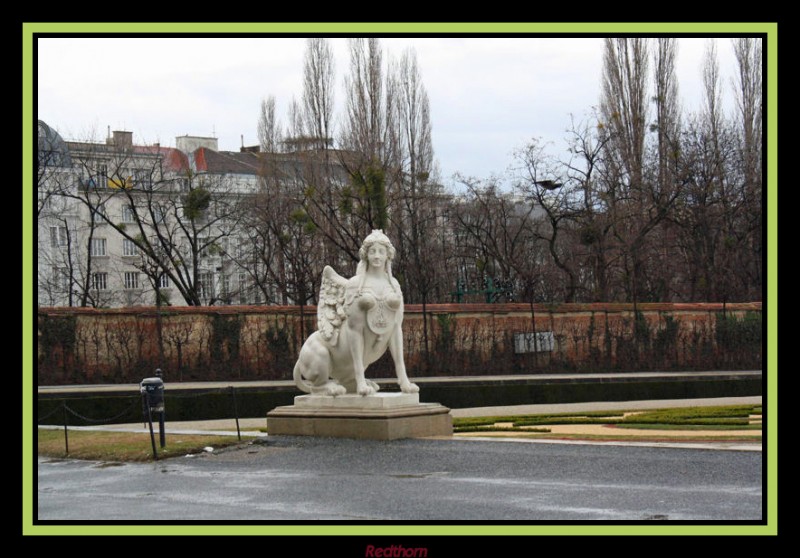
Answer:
140;377;165;413
140;376;166;452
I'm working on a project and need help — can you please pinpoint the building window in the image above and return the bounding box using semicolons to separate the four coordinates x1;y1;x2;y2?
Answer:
219;274;231;304
238;273;249;304
86;163;107;188
122;205;136;223
49;226;68;248
82;175;98;190
158;274;170;289
153;205;166;224
39;192;52;210
135;169;152;190
92;202;107;220
123;239;138;257
92;272;108;291
198;238;225;259
90;238;107;257
124;272;139;289
198;271;214;300
53;267;70;292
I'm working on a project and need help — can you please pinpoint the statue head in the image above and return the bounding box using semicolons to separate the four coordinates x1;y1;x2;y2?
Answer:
356;229;396;278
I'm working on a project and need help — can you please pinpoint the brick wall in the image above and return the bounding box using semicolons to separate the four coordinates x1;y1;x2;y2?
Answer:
37;302;762;385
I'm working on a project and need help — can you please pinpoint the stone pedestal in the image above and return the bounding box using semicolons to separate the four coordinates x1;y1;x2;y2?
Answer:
267;393;453;440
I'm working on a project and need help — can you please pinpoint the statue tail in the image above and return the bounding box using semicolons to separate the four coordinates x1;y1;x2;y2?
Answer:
293;360;313;394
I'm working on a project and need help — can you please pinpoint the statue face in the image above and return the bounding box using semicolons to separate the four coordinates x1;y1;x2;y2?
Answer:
367;243;388;270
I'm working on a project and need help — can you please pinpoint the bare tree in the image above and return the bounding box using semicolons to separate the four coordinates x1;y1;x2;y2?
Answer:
388;48;443;357
341;38;390;164
291;38;368;265
733;37;762;190
258;95;281;154
337;38;393;232
62;140;246;306
393;48;434;196
703;40;724;153
652;38;681;193
452;177;544;299
513;136;582;302
732;37;763;300
601;38;650;192
563;114;617;301
302;37;336;146
72;181;108;307
242;169;323;306
250;94;289;304
286;97;305;142
669;42;737;302
38;127;130;308
599;37;685;304
390;47;436;276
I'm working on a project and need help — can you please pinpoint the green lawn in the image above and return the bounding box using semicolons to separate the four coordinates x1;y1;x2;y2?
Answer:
38;429;253;462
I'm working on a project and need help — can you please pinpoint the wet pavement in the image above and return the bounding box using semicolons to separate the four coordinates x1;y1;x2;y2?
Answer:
37;433;762;521
34;395;765;523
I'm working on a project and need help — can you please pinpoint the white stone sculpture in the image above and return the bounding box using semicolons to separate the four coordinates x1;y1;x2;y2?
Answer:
293;230;420;396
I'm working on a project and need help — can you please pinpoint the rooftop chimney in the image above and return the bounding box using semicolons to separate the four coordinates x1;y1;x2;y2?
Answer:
109;130;133;149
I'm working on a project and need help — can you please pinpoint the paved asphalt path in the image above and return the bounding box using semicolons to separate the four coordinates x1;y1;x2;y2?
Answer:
37;435;762;521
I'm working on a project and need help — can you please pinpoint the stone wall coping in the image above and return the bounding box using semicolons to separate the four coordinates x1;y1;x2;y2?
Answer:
38;301;762;318
38;370;762;395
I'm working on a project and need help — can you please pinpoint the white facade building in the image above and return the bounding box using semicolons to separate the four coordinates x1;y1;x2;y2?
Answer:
37;121;268;308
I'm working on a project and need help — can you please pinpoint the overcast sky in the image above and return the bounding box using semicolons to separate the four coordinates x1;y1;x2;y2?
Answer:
37;37;741;188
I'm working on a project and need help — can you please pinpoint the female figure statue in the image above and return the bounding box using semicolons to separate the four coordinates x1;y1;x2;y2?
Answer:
293;230;419;396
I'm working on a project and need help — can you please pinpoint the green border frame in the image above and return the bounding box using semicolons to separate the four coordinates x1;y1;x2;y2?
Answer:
24;22;777;537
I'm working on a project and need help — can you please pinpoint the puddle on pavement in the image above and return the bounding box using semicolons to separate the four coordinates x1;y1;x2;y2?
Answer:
93;462;124;469
198;444;298;462
389;472;449;479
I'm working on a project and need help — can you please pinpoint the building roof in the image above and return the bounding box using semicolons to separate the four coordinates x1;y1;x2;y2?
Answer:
133;145;191;173
62;138;191;174
194;148;261;175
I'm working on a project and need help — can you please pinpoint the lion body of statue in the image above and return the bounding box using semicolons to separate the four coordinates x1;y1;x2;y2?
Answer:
293;231;419;396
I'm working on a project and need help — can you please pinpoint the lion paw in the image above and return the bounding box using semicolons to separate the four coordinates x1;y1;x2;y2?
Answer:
400;381;420;394
323;383;347;396
367;380;381;392
358;384;376;396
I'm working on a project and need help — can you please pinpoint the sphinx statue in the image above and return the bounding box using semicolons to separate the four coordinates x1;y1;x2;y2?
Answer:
293;230;419;396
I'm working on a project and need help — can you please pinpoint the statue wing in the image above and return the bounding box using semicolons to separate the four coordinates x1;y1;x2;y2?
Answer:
317;265;348;346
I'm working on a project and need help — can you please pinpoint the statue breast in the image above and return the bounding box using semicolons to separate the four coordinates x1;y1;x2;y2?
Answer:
346;286;402;336
367;292;402;335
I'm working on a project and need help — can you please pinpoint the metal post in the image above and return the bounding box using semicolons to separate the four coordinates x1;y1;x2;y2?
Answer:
530;297;539;369
158;410;166;448
156;369;165;448
230;386;241;441
143;393;158;460
62;402;69;455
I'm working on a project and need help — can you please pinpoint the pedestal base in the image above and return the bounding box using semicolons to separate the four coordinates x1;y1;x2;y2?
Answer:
267;393;453;440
